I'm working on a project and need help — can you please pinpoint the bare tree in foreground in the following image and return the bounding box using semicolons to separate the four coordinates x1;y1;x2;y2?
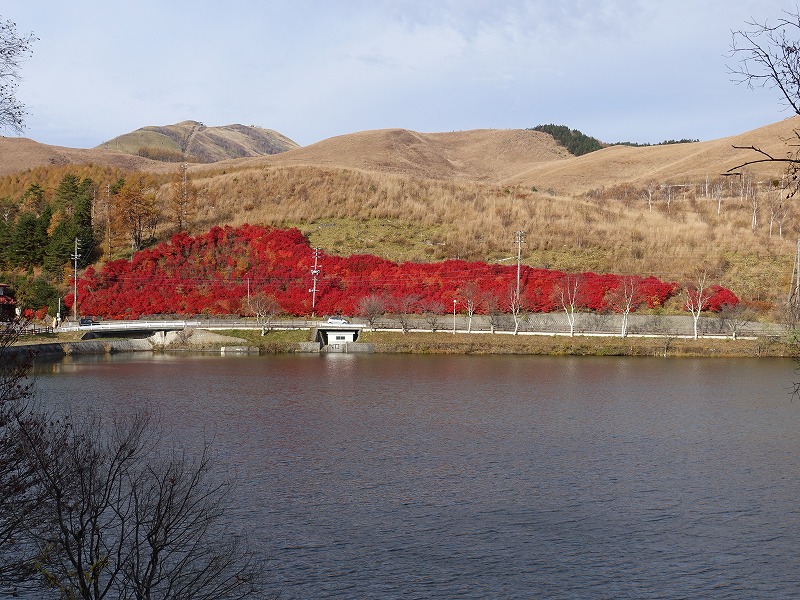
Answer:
0;320;43;593
508;283;523;335
17;410;266;600
421;299;445;332
0;18;36;133
728;10;800;181
483;291;503;334
718;302;754;340
393;294;419;333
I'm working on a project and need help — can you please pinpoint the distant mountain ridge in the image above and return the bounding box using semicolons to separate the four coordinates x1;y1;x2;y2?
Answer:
2;117;796;194
217;117;799;195
96;120;299;163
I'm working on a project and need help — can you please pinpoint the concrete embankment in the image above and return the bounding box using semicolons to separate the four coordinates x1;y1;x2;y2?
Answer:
8;329;260;360
7;339;153;360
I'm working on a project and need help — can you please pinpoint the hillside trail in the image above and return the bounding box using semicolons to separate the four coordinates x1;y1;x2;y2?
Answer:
180;122;203;159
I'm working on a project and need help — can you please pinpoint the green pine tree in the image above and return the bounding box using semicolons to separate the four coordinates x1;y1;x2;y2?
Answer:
33;204;52;264
46;174;97;270
44;220;75;275
0;218;10;270
11;212;38;267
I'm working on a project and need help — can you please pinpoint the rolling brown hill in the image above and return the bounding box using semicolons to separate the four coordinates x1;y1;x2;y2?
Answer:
506;117;800;195
228;127;570;181
0;120;299;178
4;116;796;191
0;136;174;177
207;117;800;195
97;120;299;163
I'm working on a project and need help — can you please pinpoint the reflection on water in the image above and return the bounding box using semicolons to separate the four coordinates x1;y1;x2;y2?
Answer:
30;353;800;599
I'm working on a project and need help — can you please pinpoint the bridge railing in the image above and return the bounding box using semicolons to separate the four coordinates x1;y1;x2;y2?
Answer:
52;314;786;339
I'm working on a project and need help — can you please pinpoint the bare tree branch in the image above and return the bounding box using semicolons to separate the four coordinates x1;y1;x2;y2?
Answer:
0;18;36;133
729;11;800;115
0;319;43;593
17;410;267;599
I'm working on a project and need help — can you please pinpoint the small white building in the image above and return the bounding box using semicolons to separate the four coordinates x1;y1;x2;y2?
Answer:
328;330;357;345
315;321;364;350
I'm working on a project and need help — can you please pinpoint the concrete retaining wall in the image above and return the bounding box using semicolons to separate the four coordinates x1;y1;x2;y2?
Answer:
344;342;374;353
298;341;322;353
6;339;153;360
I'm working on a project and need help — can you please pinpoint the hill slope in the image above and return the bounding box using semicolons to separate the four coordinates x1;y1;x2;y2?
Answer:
4;117;796;190
211;117;800;194
0;137;174;177
222;128;570;181
506;117;800;195
96;120;299;163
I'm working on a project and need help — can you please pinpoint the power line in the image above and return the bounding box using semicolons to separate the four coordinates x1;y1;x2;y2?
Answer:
515;230;525;303
309;248;320;316
70;237;81;321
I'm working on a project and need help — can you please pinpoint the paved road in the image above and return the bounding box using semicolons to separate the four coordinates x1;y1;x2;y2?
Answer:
56;313;784;339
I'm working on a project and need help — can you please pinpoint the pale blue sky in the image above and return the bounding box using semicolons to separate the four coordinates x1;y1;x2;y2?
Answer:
3;0;794;149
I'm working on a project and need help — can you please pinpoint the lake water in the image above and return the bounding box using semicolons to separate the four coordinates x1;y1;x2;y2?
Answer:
29;353;800;599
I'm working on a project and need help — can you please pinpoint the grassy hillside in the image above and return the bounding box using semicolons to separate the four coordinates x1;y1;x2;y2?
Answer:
0;137;174;177
96;120;299;163
3;118;800;314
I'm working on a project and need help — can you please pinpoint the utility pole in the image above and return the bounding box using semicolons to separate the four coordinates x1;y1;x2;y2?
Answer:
309;248;320;317
514;230;525;303
71;237;81;321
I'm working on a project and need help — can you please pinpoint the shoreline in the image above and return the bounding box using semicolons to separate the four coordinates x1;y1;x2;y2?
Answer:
8;328;797;359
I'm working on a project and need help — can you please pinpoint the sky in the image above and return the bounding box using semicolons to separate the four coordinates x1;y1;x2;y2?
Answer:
2;0;797;149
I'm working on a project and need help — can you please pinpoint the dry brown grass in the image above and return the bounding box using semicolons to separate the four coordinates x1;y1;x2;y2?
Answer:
210;128;570;182
505;117;800;194
0;137;175;178
358;331;794;357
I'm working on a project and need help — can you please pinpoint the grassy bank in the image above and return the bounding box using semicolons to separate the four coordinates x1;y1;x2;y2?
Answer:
214;329;310;353
357;331;795;358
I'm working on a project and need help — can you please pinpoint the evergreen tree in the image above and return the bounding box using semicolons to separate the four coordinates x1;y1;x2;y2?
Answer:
530;124;604;156
43;220;75;275
11;212;38;267
0;219;9;269
20;275;59;314
33;205;52;264
46;174;96;270
73;181;95;266
53;173;81;214
21;183;46;214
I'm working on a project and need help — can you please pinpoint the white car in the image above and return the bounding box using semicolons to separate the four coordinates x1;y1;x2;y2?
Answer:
326;316;349;324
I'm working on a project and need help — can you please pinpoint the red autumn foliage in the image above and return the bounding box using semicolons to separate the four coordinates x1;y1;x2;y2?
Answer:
73;224;736;319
